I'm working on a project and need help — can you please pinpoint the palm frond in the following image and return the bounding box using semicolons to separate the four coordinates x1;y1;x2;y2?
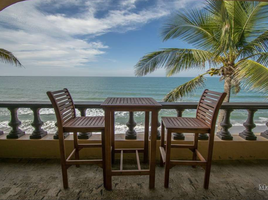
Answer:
231;78;241;94
135;48;215;76
239;30;268;58
205;0;234;56
236;1;268;45
237;2;268;46
0;48;22;66
163;74;206;102
240;52;268;67
236;60;268;93
161;8;219;51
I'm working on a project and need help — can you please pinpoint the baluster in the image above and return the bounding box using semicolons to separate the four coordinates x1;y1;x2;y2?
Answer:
260;122;268;139
30;107;47;139
53;122;69;139
78;108;92;139
216;109;233;140
173;109;185;140
125;111;137;139
239;109;257;140
6;107;25;139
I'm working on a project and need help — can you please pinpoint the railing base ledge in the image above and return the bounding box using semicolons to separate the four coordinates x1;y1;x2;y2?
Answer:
216;132;233;140
78;132;92;139
239;131;257;140
173;133;185;140
198;133;208;140
6;131;25;139
30;131;48;139
260;131;268;139
53;132;69;139
125;130;137;140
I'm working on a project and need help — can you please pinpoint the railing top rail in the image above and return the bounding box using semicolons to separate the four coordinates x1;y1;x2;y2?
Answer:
0;101;267;109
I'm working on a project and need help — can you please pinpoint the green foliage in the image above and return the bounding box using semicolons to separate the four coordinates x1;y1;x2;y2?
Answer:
164;74;206;102
236;60;268;93
135;49;215;77
135;0;268;102
0;48;22;66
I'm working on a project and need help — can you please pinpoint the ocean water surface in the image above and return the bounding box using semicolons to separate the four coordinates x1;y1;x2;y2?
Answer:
0;76;267;134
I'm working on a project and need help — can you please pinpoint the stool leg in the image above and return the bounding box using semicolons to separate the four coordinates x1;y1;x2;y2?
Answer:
144;111;149;163
61;164;68;189
105;109;112;190
73;132;80;168
111;111;115;164
160;121;165;167
58;130;68;189
101;130;106;188
149;110;158;189
192;133;198;168
164;130;172;188
204;133;214;189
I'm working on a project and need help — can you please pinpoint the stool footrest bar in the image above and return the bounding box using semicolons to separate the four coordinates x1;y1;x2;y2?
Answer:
111;170;150;176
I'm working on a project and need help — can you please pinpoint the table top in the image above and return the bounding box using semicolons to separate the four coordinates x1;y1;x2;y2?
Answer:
101;97;161;108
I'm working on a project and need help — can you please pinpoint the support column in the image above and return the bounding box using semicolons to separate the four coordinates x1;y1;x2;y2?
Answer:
260;122;268;139
125;111;137;139
78;108;92;139
216;109;233;140
173;109;185;140
239;109;257;140
54;122;69;139
6;107;25;139
30;107;47;139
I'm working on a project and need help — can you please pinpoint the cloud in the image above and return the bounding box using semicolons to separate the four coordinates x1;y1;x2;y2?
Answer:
44;1;168;36
119;0;139;10
0;0;203;75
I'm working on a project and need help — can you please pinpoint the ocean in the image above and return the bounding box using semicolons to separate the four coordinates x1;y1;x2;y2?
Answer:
0;76;267;134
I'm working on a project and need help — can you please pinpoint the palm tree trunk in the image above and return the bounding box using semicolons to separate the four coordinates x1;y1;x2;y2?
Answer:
217;76;231;132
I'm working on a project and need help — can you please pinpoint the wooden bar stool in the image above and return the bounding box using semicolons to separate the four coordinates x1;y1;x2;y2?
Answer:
47;88;105;189
160;89;226;189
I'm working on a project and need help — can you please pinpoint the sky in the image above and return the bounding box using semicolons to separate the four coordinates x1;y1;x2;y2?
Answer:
0;0;206;77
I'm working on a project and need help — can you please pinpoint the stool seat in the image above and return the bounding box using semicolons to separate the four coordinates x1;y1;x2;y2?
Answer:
162;117;210;133
63;116;105;132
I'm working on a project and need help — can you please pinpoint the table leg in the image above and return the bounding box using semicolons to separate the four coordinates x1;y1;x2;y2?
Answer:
149;110;158;189
144;111;149;163
111;111;115;164
104;109;112;190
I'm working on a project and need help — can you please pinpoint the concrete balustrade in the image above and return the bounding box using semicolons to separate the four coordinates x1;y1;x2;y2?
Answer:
0;101;267;141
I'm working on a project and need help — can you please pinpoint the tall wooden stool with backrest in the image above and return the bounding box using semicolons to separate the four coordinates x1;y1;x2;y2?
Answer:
47;88;105;189
160;89;226;189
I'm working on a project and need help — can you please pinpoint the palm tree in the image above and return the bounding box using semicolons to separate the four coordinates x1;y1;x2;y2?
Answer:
0;48;21;66
0;1;23;67
135;0;268;130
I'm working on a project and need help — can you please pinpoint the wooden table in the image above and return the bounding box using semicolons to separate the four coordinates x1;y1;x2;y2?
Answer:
101;97;161;190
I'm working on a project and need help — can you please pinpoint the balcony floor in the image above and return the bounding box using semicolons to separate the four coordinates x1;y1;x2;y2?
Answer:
0;159;268;200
